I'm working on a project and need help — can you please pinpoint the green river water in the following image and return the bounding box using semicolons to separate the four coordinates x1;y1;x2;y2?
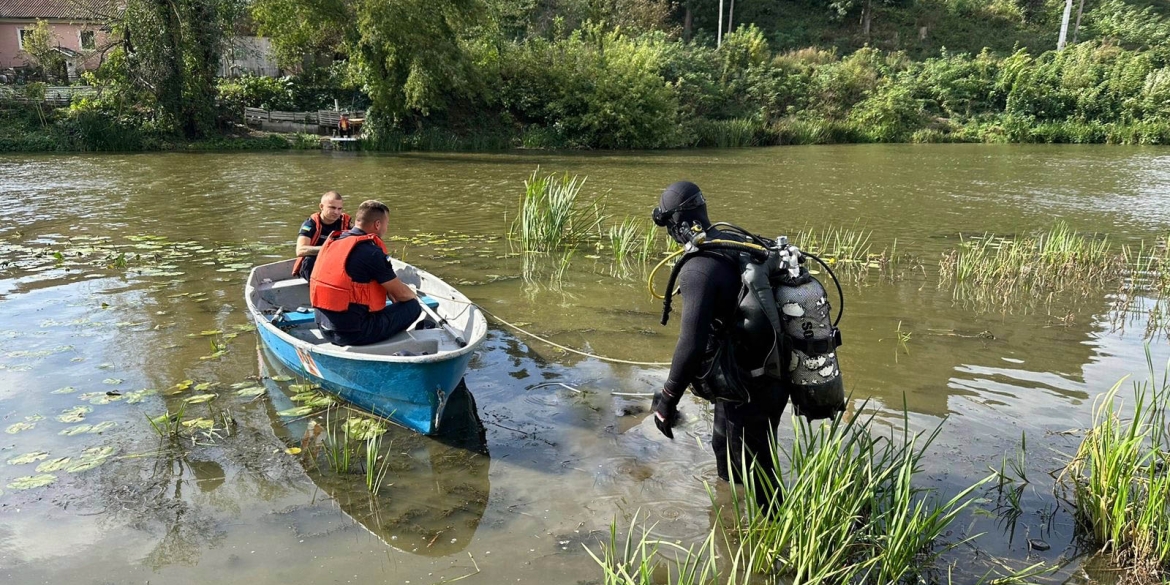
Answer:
1;145;1168;584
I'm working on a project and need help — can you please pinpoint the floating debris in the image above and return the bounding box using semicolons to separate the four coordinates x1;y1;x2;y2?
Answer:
184;393;218;404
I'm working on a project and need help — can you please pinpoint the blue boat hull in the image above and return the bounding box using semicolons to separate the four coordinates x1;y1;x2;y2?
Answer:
255;317;473;435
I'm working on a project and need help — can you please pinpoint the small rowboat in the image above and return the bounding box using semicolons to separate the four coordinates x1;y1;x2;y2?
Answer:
245;258;487;435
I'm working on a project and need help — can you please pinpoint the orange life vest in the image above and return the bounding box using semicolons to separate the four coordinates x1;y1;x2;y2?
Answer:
293;212;352;276
309;231;388;313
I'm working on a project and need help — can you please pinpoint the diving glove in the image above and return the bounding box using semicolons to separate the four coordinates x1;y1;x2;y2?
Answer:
651;387;681;439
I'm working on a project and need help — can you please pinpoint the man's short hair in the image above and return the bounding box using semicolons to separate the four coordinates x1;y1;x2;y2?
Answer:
355;200;389;224
321;190;343;202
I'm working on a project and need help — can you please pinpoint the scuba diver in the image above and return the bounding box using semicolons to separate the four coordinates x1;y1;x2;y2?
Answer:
649;180;845;510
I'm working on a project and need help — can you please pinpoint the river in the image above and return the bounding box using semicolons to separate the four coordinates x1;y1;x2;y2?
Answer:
1;144;1168;584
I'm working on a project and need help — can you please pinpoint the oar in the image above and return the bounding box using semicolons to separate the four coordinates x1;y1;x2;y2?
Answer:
411;288;467;347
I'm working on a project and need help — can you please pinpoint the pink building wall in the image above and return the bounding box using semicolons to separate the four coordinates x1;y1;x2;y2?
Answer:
0;21;108;72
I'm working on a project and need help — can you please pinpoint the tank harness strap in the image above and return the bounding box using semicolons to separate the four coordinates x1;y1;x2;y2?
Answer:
789;328;844;356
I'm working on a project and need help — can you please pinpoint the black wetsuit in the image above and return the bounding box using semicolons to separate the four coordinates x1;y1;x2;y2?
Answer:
665;242;788;487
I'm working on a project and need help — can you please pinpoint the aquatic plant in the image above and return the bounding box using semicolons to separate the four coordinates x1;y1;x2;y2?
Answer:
591;407;1020;584
322;406;353;474
941;224;1170;315
364;435;393;495
147;402;187;439
586;511;742;585
510;169;605;254
793;225;881;265
729;408;988;583
1063;353;1170;582
608;217;646;264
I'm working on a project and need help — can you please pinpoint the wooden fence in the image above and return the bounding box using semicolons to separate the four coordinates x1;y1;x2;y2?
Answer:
0;85;97;105
244;107;364;129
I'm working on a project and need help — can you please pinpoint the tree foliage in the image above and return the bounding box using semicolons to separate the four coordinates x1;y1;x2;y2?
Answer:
20;20;67;81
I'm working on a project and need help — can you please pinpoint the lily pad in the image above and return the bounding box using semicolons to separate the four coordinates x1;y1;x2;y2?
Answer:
288;383;316;393
50;386;77;394
57;405;92;423
124;389;157;404
5;422;35;434
199;330;223;336
36;457;71;473
7;474;56;490
59;424;93;436
235;386;265;397
174;380;193;391
60;445;116;472
270;375;294;382
8;451;50;465
89;421;117;434
276;406;315;417
181;417;215;429
79;392;123;405
184;393;218;404
193;382;212;391
343;417;388;441
102;378;124;385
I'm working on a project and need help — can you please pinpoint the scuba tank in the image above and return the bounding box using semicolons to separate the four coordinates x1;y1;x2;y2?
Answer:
655;226;846;421
770;237;845;420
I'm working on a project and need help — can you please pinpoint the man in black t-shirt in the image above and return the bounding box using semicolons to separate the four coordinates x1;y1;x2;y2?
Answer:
309;200;421;346
294;191;351;280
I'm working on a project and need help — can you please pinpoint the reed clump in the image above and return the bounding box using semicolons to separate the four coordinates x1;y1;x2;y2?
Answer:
1062;355;1170;583
794;225;887;267
510;168;605;254
591;408;1026;584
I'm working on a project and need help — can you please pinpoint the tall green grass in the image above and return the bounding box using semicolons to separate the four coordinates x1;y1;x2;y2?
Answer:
1064;354;1170;581
592;407;1008;584
510;169;605;254
608;217;647;263
940;223;1170;308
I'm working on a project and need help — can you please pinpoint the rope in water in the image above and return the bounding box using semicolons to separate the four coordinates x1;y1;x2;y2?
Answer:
419;290;672;367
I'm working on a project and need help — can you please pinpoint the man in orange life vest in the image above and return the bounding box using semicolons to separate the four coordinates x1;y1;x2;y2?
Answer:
310;200;421;346
294;191;351;281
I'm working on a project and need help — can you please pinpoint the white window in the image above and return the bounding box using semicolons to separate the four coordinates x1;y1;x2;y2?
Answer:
18;29;33;51
80;30;95;50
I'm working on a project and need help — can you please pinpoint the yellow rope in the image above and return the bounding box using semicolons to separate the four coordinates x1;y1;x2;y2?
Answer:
419;290;672;367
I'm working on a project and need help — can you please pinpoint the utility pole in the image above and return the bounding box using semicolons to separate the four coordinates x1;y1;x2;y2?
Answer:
1057;0;1074;50
718;0;724;47
1072;0;1087;44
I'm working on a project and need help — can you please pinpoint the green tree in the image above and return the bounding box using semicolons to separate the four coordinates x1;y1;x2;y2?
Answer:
103;0;243;137
20;20;67;81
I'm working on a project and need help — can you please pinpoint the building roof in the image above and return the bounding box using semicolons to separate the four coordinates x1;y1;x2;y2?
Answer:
0;0;116;21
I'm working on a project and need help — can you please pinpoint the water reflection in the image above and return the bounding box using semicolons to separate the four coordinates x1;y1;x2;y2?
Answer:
261;349;490;557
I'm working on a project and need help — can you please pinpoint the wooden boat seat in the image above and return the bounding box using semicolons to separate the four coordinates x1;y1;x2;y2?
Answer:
300;328;445;356
256;277;309;309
